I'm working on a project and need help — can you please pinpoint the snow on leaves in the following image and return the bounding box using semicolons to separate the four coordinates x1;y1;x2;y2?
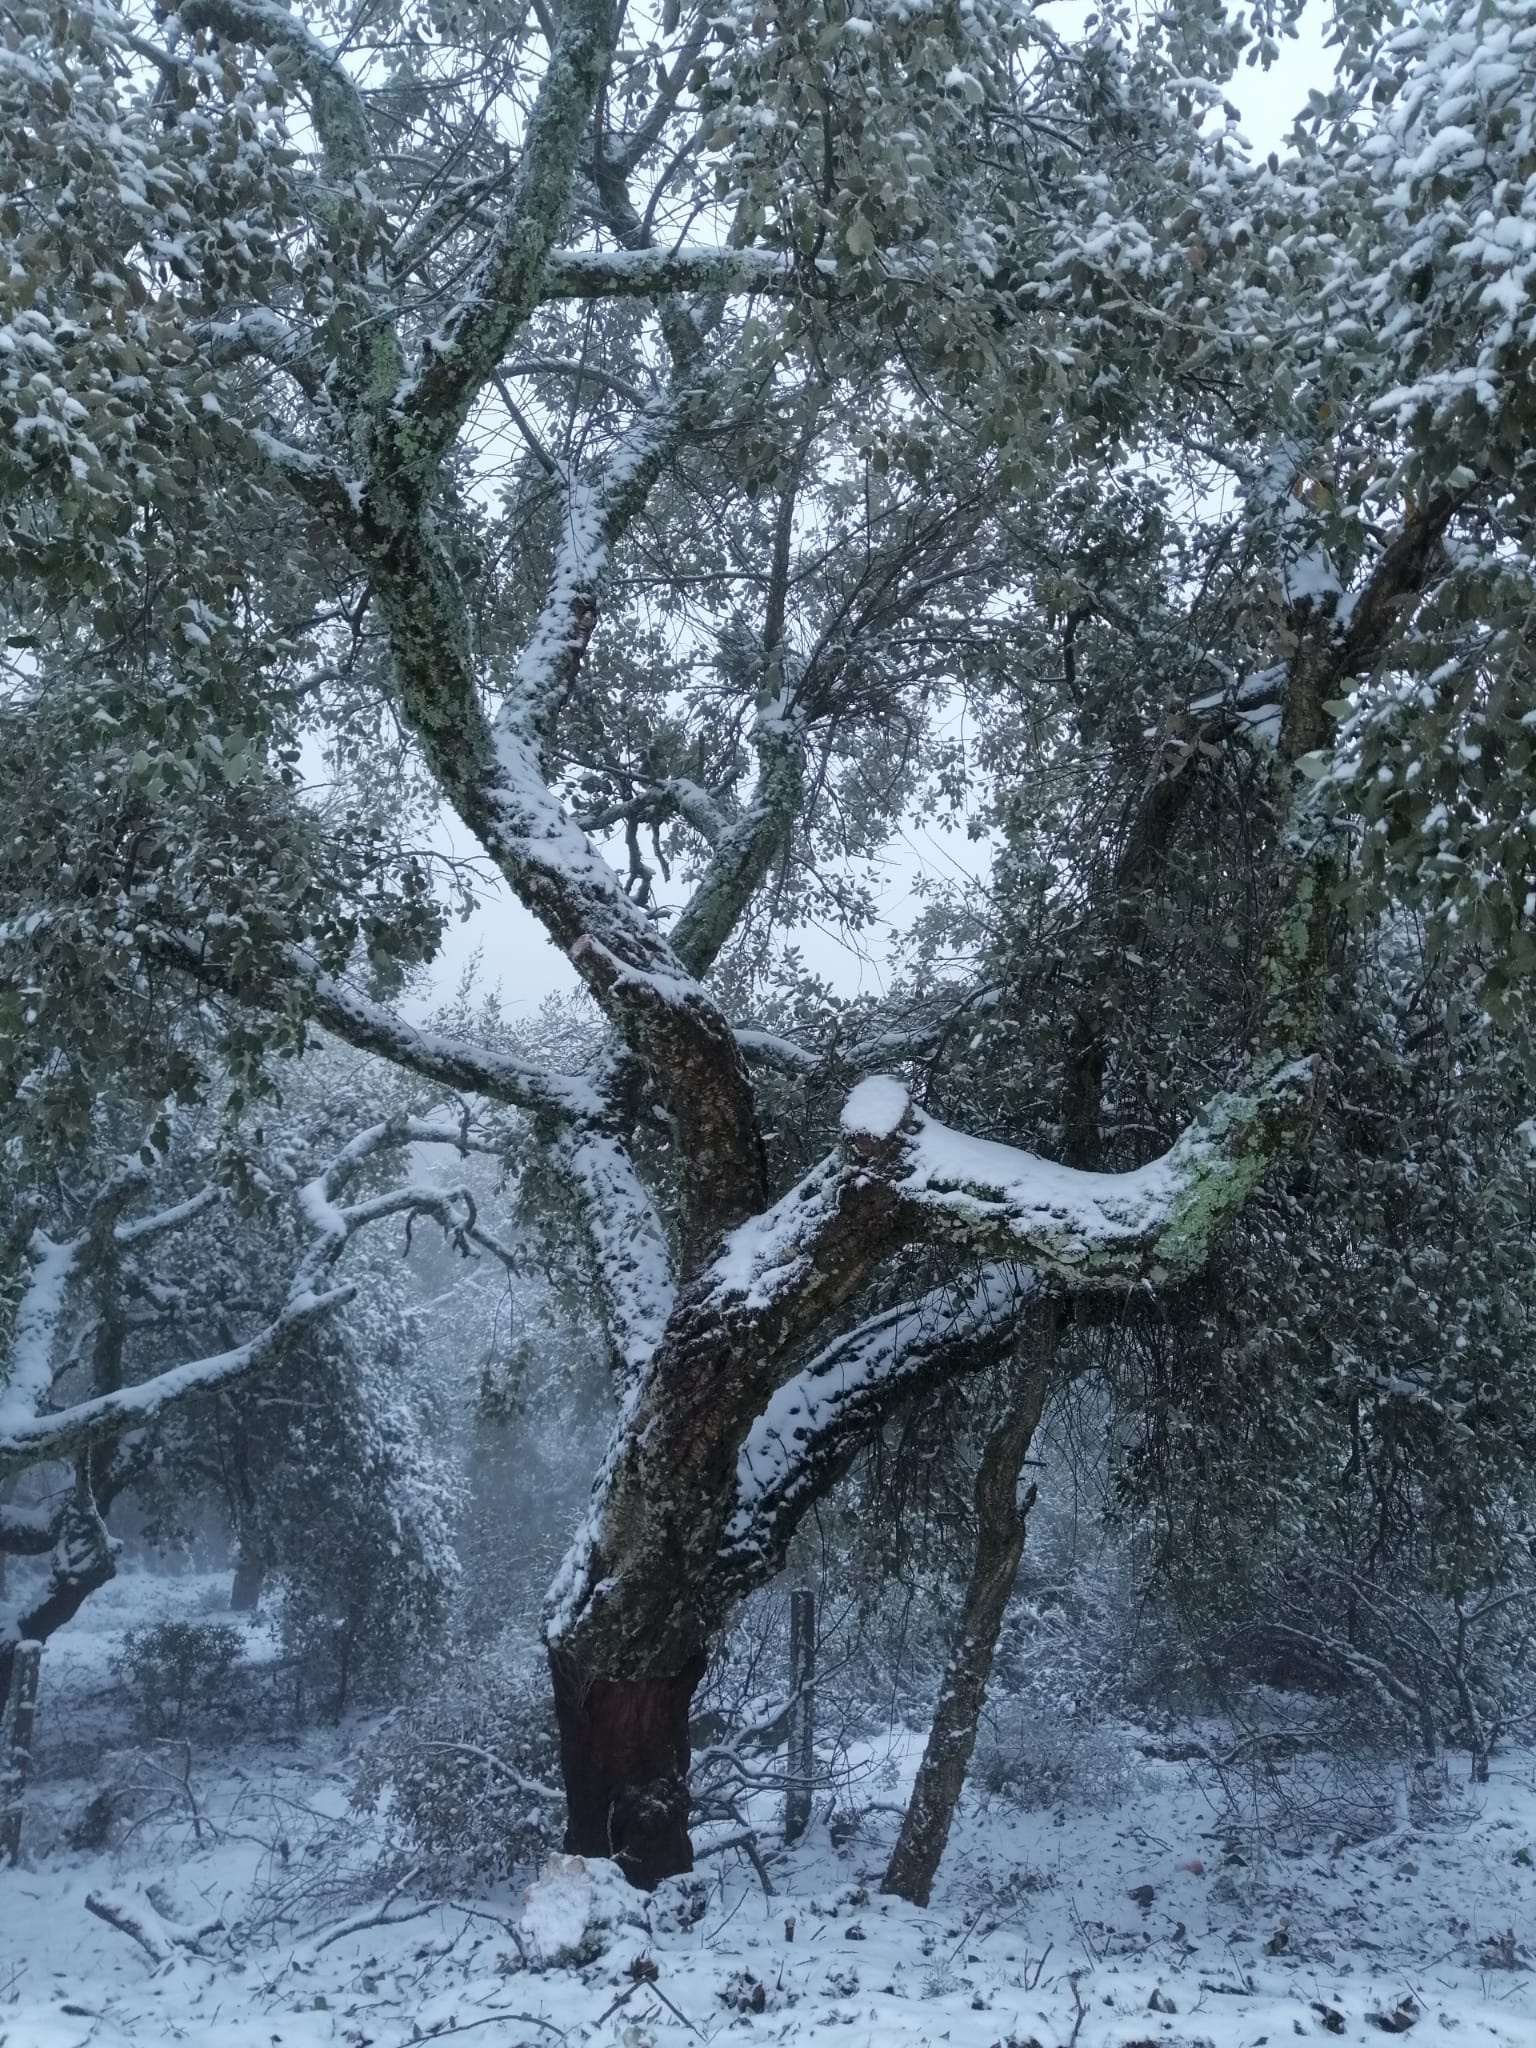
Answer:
1347;0;1536;463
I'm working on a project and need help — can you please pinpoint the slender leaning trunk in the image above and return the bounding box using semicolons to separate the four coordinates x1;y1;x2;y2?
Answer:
0;1639;42;1865
549;1650;707;1888
882;1303;1060;1905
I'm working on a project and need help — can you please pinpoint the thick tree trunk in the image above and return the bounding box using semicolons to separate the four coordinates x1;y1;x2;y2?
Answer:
549;1650;705;1889
882;1302;1060;1906
229;1534;265;1612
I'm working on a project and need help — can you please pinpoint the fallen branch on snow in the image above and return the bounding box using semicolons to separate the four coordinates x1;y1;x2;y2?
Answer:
85;1888;223;1969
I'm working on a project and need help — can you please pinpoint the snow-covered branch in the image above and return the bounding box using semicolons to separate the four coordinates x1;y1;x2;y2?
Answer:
292;1113;507;1266
0;1501;55;1556
573;774;731;845
0;1119;520;1478
368;499;764;1263
179;0;369;181
196;311;333;408
859;1068;1315;1287
537;246;798;302
0;1160;150;1433
0;1284;350;1477
288;948;602;1120
732;1028;822;1075
670;689;808;979
494;383;706;759
720;1265;1043;1585
702;1061;1317;1326
113;1185;219;1247
555;1127;675;1377
1;1230;88;1437
379;0;617;493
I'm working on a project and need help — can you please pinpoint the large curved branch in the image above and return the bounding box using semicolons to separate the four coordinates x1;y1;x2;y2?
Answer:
698;1058;1315;1328
0;1285;351;1478
546;1040;1318;1672
870;1069;1316;1286
719;1265;1043;1587
368;565;767;1262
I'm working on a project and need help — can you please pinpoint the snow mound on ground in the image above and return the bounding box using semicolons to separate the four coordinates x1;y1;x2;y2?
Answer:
517;1851;644;1966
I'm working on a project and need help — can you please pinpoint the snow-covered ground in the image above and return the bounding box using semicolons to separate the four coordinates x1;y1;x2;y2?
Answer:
4;1571;1534;2048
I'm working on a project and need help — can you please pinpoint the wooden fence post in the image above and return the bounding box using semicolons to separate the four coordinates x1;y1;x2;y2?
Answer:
785;1589;815;1844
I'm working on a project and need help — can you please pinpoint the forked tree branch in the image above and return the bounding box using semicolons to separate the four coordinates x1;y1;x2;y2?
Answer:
376;0;619;497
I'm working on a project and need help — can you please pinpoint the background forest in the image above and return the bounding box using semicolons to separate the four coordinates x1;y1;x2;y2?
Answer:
2;0;1536;2041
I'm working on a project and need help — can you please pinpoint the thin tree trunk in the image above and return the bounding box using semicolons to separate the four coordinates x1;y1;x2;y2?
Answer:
549;1650;705;1888
881;676;1231;1909
882;1302;1060;1905
1;1639;42;1865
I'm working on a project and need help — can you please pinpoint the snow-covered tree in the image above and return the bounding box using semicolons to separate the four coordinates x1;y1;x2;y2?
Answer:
3;0;1534;1886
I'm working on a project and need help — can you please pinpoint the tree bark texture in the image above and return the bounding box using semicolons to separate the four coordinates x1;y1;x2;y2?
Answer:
881;1302;1059;1904
549;1649;705;1888
0;1509;115;1710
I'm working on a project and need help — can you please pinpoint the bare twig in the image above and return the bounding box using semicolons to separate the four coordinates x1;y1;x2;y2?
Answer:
693;1826;775;1896
1067;1969;1088;2048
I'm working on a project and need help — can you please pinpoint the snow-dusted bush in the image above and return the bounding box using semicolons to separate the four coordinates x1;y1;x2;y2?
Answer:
973;1703;1140;1813
353;1644;563;1885
260;1232;464;1721
113;1621;247;1737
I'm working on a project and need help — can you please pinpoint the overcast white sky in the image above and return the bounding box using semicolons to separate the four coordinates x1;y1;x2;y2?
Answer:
406;13;1334;1024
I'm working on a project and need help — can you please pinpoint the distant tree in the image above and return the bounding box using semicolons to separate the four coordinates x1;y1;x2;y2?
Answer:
0;1070;486;1707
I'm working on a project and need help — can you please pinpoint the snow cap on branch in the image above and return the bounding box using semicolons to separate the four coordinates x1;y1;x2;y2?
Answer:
839;1075;915;1149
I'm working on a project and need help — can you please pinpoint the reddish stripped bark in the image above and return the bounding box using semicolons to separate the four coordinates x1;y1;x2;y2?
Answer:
549;1651;706;1888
